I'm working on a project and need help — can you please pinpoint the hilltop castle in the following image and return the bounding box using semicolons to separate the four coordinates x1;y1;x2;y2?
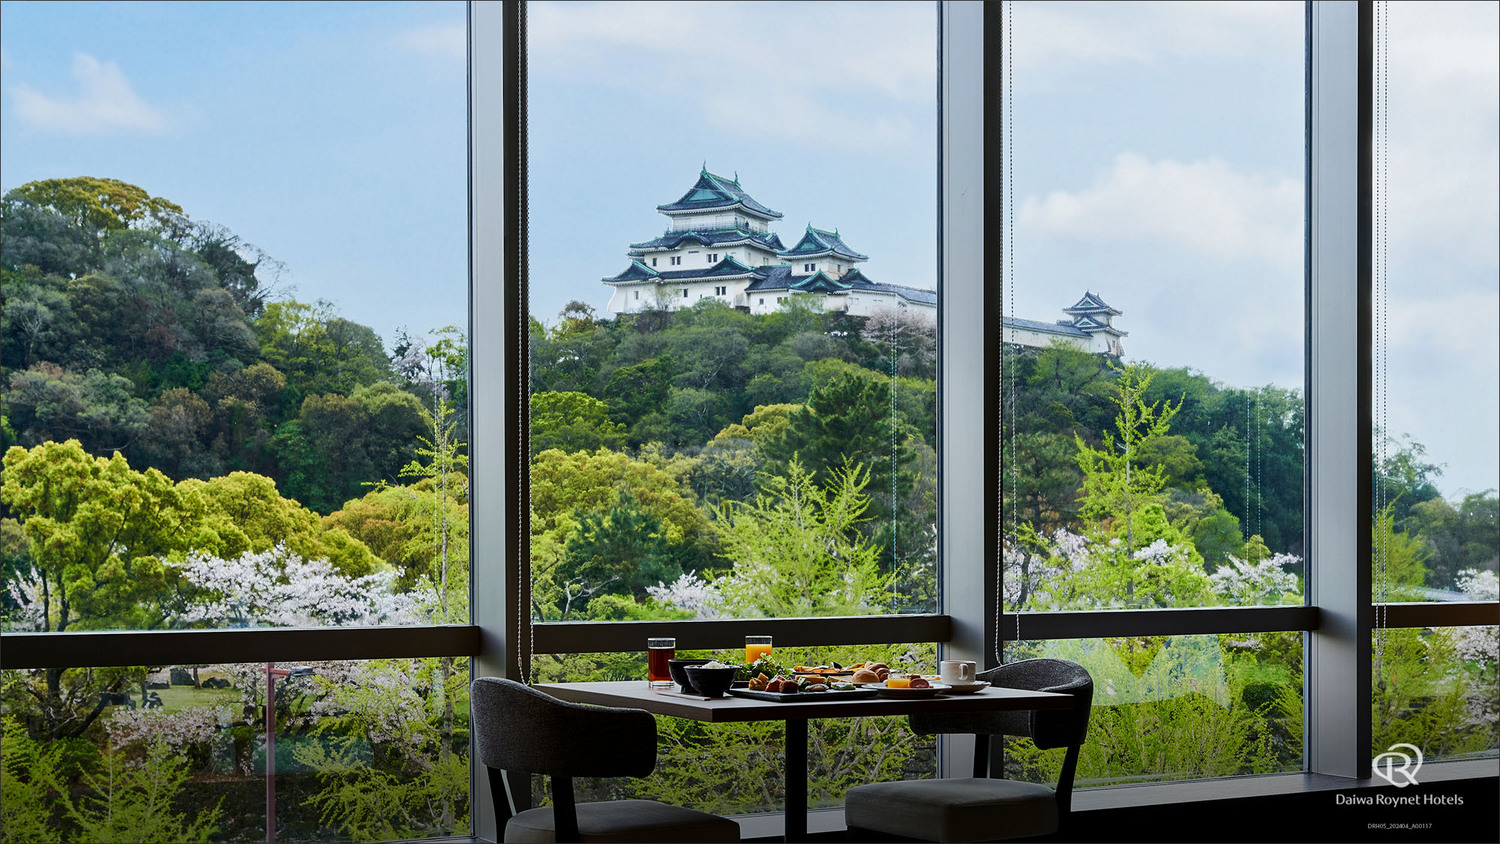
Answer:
601;168;1125;355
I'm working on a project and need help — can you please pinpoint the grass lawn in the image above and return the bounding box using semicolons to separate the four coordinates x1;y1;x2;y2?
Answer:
154;683;242;713
108;682;242;715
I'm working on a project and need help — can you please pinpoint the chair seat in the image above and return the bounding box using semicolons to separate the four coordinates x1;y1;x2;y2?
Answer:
845;778;1059;843
505;799;740;843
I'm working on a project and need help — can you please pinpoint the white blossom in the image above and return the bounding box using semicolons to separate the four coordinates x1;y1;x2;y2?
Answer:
3;573;47;630
1208;553;1302;606
1456;568;1499;602
170;545;427;628
106;705;230;753
647;572;724;620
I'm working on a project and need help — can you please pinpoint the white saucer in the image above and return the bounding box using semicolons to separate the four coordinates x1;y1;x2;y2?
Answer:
938;681;990;694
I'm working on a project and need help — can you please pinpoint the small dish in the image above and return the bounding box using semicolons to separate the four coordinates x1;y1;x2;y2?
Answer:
862;681;951;698
684;665;738;698
938;681;990;695
668;658;712;693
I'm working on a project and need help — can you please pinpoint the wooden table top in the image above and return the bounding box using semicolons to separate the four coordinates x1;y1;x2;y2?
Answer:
539;680;1072;723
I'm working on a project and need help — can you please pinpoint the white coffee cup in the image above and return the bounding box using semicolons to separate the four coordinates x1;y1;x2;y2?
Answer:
939;660;976;685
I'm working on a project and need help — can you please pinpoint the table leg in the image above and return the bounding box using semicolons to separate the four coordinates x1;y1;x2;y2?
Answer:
784;718;808;842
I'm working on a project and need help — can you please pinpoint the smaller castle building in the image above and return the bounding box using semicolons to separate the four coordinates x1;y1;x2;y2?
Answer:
1004;291;1127;356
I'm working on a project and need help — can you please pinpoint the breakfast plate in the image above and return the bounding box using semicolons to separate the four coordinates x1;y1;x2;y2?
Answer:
860;681;951;699
728;687;878;703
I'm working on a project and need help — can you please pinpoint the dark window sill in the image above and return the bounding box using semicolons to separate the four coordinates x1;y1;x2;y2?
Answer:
470;760;1499;843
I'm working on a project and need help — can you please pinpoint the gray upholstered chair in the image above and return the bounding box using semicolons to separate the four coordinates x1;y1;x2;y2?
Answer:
843;659;1093;843
470;677;739;843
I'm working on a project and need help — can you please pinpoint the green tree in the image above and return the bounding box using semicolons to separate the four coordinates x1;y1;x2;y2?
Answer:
560;491;687;612
1075;362;1180;547
1;441;186;633
4;363;150;456
61;742;220;844
0;717;63;844
530;391;626;455
4;177;184;236
255;300;393;397
713;458;892;617
528;448;712;620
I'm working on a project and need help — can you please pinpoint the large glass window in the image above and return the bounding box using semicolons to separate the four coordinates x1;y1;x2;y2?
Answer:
0;1;469;632
524;0;940;625
1369;0;1498;604
1;3;471;841
1000;1;1307;616
1369;0;1498;761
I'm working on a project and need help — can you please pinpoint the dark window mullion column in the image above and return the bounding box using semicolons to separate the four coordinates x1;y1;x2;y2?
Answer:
470;1;511;838
1306;0;1372;780
937;0;988;781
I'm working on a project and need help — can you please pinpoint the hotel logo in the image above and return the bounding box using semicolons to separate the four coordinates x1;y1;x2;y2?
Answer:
1372;743;1423;788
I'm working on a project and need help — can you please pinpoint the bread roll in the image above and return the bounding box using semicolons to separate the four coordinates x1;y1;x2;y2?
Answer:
852;668;880;684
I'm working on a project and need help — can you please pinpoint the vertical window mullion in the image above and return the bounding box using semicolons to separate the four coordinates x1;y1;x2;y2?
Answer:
469;0;514;837
1305;0;1373;779
937;0;988;780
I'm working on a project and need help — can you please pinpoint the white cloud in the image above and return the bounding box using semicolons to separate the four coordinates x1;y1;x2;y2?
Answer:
399;22;466;62
1388;290;1500;360
1383;1;1500;277
1012;1;1304;71
527;1;936;151
11;53;166;135
1018;153;1302;268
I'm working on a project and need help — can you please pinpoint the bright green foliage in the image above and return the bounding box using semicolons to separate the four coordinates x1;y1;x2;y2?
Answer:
4;178;184;235
179;470;379;576
529;447;710;620
254;300;394;397
1373;503;1432;601
1074;363;1179;545
1;440;184;631
0;717;63;844
529;391;626;456
1373;628;1492;759
395;397;470;621
60;742;220;844
714;458;892;617
296;657;471;840
714;403;800;447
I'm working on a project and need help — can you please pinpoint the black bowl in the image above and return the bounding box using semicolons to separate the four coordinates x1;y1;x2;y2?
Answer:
684;666;738;698
668;658;712;693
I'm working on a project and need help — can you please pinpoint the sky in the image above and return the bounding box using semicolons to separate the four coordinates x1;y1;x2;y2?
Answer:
1;0;1495;497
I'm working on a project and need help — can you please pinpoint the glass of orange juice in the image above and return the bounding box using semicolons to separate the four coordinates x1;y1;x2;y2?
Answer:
745;635;773;664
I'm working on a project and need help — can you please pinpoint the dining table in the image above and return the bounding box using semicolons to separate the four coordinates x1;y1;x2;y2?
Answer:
539;680;1074;842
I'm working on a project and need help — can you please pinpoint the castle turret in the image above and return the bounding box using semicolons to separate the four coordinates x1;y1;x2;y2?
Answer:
777;224;868;279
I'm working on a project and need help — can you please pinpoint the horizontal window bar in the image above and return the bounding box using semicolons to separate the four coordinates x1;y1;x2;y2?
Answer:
532;614;953;654
0;625;481;670
1381;601;1499;629
1001;606;1321;640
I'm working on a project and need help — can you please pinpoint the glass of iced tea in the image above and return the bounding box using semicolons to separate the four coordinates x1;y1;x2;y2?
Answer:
647;637;675;687
745;635;773;665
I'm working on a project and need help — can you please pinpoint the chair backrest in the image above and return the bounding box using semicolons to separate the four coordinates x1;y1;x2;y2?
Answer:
470;677;658;779
908;658;1093;749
